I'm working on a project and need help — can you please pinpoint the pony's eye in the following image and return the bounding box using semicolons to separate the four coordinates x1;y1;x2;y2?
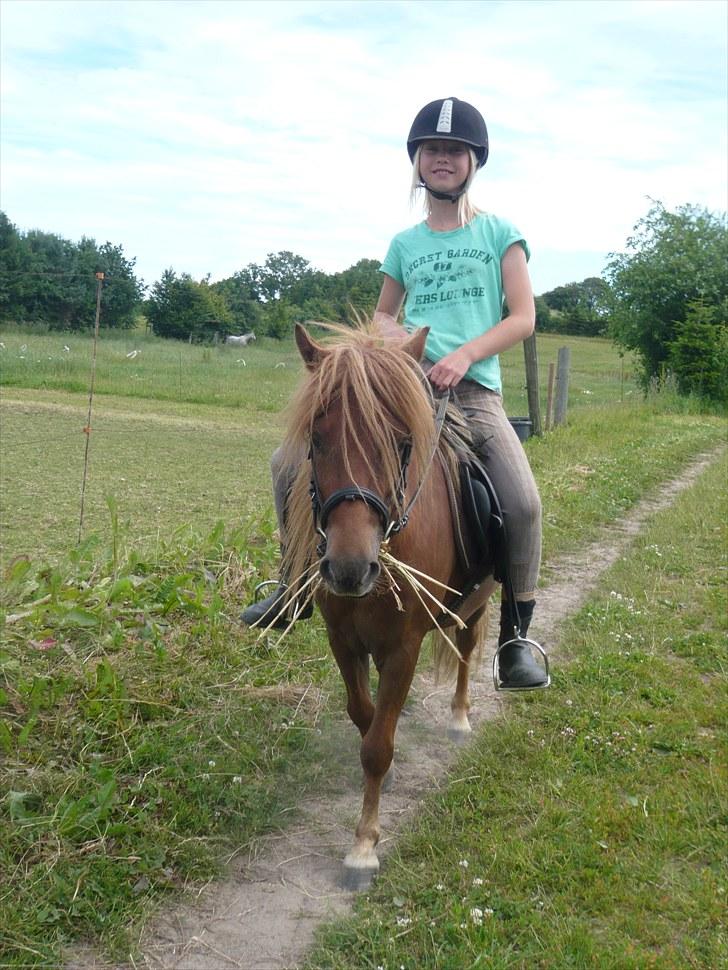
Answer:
399;437;413;462
311;431;323;451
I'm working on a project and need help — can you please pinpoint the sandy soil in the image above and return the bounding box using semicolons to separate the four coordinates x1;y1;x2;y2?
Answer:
69;447;724;970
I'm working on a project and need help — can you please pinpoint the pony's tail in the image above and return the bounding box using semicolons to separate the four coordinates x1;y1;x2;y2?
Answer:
432;609;489;685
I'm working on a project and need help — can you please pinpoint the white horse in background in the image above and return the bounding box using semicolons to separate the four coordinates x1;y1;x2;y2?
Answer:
225;332;256;347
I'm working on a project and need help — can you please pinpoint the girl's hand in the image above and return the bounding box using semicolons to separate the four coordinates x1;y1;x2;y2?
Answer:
427;348;473;389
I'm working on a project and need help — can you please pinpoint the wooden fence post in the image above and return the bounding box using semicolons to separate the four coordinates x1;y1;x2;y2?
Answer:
545;361;556;431
554;346;571;427
522;333;542;436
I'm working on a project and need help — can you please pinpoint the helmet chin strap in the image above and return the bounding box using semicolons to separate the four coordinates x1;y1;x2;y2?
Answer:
418;179;468;204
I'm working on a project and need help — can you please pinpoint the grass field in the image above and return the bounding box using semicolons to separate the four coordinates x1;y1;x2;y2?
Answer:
0;324;675;567
0;325;634;416
0;325;726;966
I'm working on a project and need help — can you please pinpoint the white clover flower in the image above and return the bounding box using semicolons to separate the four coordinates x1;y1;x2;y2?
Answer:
396;916;411;927
208;760;216;767
472;877;484;886
233;775;242;784
459;859;469;869
470;907;484;925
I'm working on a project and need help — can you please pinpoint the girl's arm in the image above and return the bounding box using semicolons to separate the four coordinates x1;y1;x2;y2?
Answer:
428;243;535;390
373;275;407;339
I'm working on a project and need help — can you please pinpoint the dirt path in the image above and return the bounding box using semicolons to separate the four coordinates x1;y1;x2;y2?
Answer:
72;447;724;970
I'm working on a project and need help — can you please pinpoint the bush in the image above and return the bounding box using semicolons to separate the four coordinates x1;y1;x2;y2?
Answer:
668;301;728;404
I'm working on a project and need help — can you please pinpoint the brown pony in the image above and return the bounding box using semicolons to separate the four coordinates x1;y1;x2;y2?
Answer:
280;322;495;890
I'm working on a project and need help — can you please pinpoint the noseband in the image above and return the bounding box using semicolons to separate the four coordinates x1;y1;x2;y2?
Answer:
309;393;449;555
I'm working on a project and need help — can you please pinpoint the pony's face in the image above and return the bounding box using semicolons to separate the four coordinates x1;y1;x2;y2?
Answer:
287;323;433;600
311;398;387;597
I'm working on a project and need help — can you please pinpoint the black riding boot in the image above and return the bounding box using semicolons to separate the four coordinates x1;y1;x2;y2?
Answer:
496;597;549;689
240;579;313;631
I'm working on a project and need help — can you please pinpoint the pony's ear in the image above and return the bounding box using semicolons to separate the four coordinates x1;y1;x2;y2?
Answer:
401;326;430;362
295;323;328;371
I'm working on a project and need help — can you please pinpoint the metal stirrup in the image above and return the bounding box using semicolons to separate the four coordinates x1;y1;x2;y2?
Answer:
492;635;551;692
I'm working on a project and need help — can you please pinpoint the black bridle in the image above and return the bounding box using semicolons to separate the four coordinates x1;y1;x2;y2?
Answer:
309;392;450;555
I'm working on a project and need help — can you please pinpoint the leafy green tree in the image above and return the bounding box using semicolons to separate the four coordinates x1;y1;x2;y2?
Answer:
262;297;296;340
0;212;33;321
8;227;77;325
147;270;232;341
90;241;145;329
0;212;143;329
534;295;552;331
211;269;263;333
541;277;611;335
331;259;382;320
668;300;728;403
258;251;312;302
211;253;384;338
606;201;728;393
288;269;337;321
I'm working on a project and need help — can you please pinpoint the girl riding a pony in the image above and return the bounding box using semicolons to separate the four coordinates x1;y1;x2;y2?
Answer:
243;96;547;690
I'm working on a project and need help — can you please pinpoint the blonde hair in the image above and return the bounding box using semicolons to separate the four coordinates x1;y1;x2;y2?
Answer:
410;144;481;227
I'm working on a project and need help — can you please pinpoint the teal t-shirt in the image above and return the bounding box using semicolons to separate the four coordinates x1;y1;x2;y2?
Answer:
379;213;530;392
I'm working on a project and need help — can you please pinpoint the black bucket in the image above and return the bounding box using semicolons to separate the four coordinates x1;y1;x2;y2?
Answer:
509;417;533;442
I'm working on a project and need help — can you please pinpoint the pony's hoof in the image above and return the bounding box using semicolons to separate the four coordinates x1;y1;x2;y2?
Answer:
342;862;378;891
342;849;379;891
447;725;472;745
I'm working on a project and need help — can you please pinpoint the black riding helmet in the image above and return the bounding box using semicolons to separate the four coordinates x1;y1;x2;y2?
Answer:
407;97;489;169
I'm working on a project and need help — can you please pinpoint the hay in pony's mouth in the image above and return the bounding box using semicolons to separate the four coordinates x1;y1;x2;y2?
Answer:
250;547;467;660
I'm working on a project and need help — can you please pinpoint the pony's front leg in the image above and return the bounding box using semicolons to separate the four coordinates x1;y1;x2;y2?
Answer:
342;645;418;890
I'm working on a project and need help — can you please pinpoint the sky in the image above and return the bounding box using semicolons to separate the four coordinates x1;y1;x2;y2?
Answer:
1;0;726;296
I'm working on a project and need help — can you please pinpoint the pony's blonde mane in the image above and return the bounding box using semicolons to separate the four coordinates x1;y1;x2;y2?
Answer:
281;321;438;593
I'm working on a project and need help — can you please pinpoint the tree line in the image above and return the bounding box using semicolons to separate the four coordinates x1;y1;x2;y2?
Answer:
0;209;613;339
1;203;725;402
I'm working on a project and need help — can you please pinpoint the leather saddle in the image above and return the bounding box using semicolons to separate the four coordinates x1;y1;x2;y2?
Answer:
435;454;508;623
459;457;504;573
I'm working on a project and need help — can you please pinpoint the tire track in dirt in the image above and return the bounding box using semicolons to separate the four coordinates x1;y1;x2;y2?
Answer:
70;446;725;970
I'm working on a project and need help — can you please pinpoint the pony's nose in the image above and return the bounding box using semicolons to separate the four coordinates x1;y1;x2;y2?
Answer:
320;556;380;596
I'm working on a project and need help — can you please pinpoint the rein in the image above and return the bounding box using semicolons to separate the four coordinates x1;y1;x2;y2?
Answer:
310;390;450;555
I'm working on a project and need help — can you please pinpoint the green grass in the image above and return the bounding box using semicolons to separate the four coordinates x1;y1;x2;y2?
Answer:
0;387;282;565
0;325;726;966
529;406;725;575
0;327;299;412
305;452;728;970
0;520;342;964
0;326;636;413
